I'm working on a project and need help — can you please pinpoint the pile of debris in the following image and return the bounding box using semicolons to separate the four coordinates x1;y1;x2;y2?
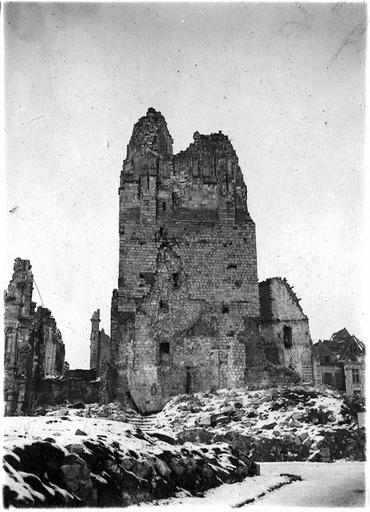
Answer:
3;415;257;508
152;387;365;463
38;387;365;464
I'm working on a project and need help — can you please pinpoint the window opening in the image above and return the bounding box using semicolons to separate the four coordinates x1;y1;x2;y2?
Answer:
173;272;180;288
222;305;229;314
186;367;192;394
352;368;360;384
159;342;170;365
159;299;169;312
283;325;293;349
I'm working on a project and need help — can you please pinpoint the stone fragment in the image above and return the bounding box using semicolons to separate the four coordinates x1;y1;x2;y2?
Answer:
75;429;88;436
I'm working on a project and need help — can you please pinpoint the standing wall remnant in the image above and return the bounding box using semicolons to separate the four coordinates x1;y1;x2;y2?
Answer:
3;258;65;415
89;309;110;377
259;277;315;383
108;108;266;412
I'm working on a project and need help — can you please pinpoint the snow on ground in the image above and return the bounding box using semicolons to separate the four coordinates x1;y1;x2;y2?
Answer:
257;462;367;507
152;474;293;507
3;413;164;455
3;387;366;508
124;462;367;510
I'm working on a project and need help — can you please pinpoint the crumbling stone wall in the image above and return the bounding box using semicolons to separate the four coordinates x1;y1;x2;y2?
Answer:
4;259;34;415
109;108;266;413
34;306;65;378
259;277;314;384
89;309;110;377
4;259;65;415
37;370;100;406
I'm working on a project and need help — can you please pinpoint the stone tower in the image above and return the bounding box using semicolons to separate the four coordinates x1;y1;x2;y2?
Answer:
90;309;100;371
90;309;111;377
109;108;266;412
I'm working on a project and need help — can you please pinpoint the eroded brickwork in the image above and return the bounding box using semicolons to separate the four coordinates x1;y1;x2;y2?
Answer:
259;277;314;383
109;108;266;412
4;259;65;415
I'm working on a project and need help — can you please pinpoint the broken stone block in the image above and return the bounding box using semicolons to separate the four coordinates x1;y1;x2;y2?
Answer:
197;414;213;426
75;429;88;436
214;415;231;425
262;421;277;430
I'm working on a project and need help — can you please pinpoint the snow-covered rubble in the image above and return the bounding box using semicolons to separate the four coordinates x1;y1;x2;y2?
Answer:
153;386;365;462
71;386;365;463
3;414;257;508
4;386;365;507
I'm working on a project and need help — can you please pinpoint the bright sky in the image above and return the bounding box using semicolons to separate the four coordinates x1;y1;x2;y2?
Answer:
4;2;367;368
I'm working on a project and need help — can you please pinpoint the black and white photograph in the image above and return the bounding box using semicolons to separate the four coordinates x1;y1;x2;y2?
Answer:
2;1;367;508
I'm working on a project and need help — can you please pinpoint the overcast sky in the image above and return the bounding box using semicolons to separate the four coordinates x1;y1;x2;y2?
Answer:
4;2;366;368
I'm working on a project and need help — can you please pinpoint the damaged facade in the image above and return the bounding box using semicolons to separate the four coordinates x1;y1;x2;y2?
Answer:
89;309;110;377
5;111;320;416
314;328;365;397
259;277;315;384
109;108;267;412
4;258;65;415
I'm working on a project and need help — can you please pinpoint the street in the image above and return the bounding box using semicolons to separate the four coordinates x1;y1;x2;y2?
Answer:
127;461;366;510
254;462;366;507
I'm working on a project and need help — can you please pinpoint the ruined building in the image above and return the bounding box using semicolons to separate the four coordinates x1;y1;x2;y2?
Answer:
314;328;365;397
259;277;315;384
89;309;110;377
4;258;65;415
108;108;266;412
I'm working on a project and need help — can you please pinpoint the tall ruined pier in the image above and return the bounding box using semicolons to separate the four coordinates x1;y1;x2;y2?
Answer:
109;108;266;412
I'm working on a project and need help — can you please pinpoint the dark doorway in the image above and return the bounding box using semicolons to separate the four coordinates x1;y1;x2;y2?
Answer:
159;342;170;365
265;346;280;364
173;272;180;288
186;366;192;394
283;325;293;349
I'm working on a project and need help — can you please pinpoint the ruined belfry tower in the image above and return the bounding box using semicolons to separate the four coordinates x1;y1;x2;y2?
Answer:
109;108;266;412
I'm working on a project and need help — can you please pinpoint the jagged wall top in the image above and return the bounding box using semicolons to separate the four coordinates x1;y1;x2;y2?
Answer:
91;309;100;321
126;107;173;160
4;258;34;311
120;108;251;219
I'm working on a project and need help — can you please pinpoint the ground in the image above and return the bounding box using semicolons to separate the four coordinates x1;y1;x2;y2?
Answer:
126;462;366;509
3;386;366;508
